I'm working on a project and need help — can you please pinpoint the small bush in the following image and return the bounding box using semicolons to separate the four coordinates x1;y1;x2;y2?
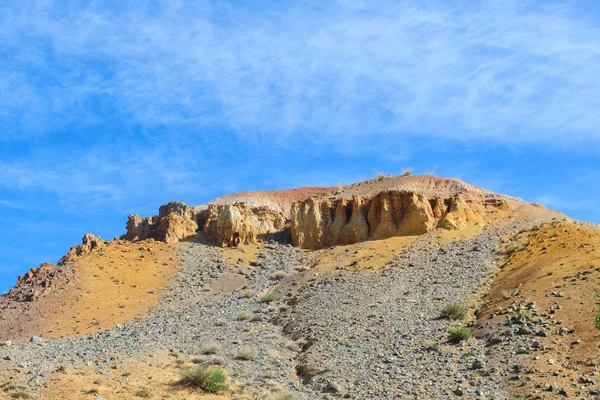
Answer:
1;381;17;391
439;304;466;320
271;271;288;280
448;327;471;344
180;365;228;393
269;391;303;400
9;391;30;399
241;289;254;298
401;167;412;176
285;341;300;352
260;293;281;303
238;346;257;360
236;311;252;321
201;342;222;355
134;387;152;398
376;173;385;181
215;318;228;326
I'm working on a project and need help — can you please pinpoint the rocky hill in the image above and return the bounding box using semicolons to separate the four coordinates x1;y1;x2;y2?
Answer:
1;175;598;400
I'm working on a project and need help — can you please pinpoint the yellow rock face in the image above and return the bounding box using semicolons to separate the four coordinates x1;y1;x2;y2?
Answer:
290;191;514;249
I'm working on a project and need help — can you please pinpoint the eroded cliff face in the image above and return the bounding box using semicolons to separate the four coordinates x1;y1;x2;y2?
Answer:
201;203;286;247
120;179;518;249
123;201;285;247
124;201;198;244
290;191;513;249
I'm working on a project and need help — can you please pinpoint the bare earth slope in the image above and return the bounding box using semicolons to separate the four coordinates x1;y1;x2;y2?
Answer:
3;175;597;400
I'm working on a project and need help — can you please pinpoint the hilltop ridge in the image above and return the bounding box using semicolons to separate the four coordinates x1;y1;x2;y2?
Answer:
123;175;553;249
2;175;599;400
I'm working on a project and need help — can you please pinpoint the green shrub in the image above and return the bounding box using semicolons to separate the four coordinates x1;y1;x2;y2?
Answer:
448;327;471;344
179;365;228;393
134;387;152;398
10;391;31;399
238;346;257;360
201;342;222;355
236;311;252;321
260;293;281;303
269;391;303;400
439;304;466;320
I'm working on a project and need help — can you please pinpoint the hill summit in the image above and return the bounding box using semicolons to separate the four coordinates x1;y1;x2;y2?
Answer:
1;175;598;400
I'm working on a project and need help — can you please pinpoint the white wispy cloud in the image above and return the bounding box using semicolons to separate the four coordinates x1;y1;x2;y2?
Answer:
0;0;599;146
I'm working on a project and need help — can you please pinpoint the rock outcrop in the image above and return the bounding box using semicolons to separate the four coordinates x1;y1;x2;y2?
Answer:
201;203;286;247
124;201;198;244
123;201;285;247
9;263;59;302
120;177;519;249
58;233;105;264
291;191;513;249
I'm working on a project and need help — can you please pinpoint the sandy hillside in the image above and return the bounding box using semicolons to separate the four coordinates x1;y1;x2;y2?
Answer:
0;176;596;400
0;238;178;342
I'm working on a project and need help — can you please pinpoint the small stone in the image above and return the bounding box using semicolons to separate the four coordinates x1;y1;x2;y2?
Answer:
518;327;533;335
323;381;342;393
30;336;43;344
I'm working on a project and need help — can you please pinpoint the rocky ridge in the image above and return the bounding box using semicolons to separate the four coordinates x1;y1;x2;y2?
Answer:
122;176;528;250
1;175;585;400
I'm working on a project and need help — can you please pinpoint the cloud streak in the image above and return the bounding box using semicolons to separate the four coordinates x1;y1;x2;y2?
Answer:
1;0;599;146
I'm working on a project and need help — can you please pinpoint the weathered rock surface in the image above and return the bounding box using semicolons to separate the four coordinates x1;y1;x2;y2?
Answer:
124;201;285;247
7;263;59;302
291;191;513;249
58;233;105;264
123;201;198;244
202;203;285;247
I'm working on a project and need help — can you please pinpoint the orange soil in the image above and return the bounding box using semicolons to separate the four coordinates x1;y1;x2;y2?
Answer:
476;220;600;395
303;235;416;274
37;352;231;400
0;239;178;342
204;186;336;214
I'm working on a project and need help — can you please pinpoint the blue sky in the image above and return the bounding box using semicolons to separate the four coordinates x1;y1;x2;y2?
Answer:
1;0;599;293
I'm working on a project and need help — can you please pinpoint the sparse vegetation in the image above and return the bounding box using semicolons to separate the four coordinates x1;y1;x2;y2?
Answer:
285;341;300;352
448;327;471;344
179;365;229;393
9;391;30;399
269;391;303;400
401;167;412;176
595;292;600;331
260;293;281;303
439;304;466;320
134;387;152;398
236;311;253;321
238;346;257;360
1;381;17;391
502;288;519;299
376;173;385;181
512;364;524;372
201;342;222;355
271;271;288;280
215;318;228;326
241;289;254;298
